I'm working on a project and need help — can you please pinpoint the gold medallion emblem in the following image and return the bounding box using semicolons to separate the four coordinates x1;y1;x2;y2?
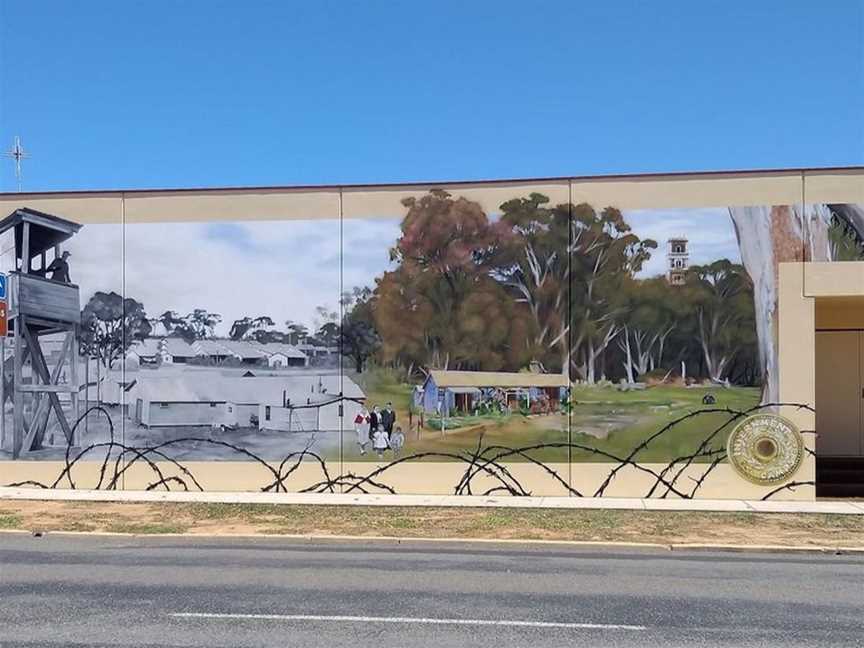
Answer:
727;414;804;485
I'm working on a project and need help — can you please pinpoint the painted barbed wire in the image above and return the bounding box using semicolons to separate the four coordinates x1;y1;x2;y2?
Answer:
759;479;816;500
3;398;817;500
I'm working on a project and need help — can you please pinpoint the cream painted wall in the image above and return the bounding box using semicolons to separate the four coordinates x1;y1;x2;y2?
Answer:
804;169;864;205
1;167;863;222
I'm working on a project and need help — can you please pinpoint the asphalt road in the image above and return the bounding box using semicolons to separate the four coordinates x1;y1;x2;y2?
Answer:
1;533;863;647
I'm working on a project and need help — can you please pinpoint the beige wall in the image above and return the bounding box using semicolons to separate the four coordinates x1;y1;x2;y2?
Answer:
572;171;803;210
803;169;864;204
0;193;122;224
3;167;863;221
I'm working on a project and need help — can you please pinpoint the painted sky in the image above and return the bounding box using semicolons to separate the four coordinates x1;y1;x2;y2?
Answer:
627;208;740;277
59;205;739;335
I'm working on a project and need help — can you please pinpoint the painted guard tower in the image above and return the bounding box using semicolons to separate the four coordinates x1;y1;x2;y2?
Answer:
0;208;82;459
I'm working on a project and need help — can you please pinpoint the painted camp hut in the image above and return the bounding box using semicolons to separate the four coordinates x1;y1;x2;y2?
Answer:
224;378;286;428
192;339;235;364
125;338;162;367
419;370;570;414
210;340;268;365
131;372;365;431
248;342;308;368
132;375;228;428
258;374;365;432
161;338;199;364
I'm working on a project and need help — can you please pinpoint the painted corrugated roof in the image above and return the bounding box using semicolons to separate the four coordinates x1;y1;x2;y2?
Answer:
297;343;336;354
256;342;307;359
128;338;162;357
192;339;307;360
429;370;569;389
136;373;364;404
136;375;227;402
162;337;198;357
210;340;268;359
193;339;233;356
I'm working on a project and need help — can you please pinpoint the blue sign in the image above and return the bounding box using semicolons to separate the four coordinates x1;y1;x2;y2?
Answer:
0;273;6;300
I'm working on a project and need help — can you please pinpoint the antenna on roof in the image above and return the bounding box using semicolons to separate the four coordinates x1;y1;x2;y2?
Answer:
4;136;30;192
4;136;29;192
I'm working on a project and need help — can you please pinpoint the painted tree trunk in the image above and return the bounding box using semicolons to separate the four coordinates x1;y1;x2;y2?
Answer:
727;204;833;404
585;325;618;385
633;330;654;376
619;327;635;384
551;318;570;377
561;343;571;378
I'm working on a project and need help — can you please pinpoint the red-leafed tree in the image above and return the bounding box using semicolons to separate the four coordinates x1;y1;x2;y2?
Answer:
375;190;534;373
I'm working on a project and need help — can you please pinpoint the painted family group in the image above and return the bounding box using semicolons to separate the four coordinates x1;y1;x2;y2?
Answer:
353;403;405;459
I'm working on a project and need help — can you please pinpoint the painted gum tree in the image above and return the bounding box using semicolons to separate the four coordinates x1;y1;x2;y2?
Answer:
568;204;655;384
496;193;571;375
727;204;836;403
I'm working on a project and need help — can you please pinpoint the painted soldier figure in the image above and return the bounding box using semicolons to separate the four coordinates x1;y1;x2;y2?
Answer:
45;251;72;283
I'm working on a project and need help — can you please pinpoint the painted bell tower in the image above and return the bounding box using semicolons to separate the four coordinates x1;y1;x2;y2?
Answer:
667;237;689;285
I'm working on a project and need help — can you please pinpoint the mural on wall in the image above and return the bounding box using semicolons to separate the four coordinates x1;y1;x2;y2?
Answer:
1;196;860;497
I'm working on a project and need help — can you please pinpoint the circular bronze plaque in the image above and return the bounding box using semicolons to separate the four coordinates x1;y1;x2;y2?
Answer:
727;414;804;485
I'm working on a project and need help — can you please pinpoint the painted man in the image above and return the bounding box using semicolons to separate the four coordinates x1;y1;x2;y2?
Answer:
381;401;396;440
45;251;72;283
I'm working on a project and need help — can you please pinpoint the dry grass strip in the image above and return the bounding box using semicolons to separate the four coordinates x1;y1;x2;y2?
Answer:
2;500;864;548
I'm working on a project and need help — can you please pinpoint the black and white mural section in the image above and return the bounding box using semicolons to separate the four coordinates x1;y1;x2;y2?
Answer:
122;217;348;464
0;210;350;484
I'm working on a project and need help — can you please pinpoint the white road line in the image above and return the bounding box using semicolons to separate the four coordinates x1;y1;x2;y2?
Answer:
169;612;646;631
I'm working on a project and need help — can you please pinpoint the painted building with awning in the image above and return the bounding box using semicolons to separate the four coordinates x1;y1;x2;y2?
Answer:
418;370;570;414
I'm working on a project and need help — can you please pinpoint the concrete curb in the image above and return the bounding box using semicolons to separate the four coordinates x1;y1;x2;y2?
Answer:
2;528;863;556
2;486;863;514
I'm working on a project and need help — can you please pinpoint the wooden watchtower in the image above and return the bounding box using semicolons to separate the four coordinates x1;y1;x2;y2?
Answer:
0;208;82;459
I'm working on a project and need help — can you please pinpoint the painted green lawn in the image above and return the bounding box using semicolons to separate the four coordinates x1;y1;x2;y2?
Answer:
405;416;569;463
568;385;761;463
349;369;567;461
352;368;413;417
349;369;761;463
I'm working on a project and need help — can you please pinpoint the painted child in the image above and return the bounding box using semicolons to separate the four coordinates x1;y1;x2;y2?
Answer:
389;426;405;458
372;427;389;460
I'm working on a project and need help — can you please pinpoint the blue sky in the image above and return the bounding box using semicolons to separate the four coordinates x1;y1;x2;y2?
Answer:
1;0;862;192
